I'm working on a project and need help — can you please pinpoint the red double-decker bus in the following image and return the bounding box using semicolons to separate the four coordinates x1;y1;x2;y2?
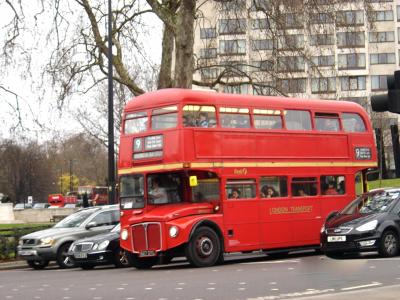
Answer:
118;89;377;268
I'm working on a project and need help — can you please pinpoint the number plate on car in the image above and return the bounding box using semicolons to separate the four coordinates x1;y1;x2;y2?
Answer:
74;252;87;259
19;250;36;256
139;250;156;257
327;236;346;242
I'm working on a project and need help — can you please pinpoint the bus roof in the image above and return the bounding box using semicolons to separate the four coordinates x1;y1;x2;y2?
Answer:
125;89;366;114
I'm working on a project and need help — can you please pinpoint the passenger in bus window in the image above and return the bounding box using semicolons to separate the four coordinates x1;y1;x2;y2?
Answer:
197;112;209;127
230;189;241;199
323;181;339;195
261;185;279;198
338;180;345;194
149;177;168;204
296;188;308;197
183;114;195;127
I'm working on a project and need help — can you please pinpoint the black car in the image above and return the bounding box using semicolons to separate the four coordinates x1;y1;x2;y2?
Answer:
321;188;400;258
68;223;132;269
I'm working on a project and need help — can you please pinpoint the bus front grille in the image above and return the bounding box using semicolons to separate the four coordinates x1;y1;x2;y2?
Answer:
131;222;162;253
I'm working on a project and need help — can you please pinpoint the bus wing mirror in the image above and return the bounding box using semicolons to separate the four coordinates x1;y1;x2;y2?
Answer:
189;176;198;187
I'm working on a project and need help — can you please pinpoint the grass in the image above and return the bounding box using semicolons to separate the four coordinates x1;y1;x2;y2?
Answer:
0;223;52;230
367;178;400;190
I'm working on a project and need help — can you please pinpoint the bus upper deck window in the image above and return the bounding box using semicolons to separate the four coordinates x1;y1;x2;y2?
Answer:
220;107;250;128
183;105;216;128
124;111;148;134
151;106;178;130
253;109;283;130
342;113;366;132
285;110;312;131
315;113;340;132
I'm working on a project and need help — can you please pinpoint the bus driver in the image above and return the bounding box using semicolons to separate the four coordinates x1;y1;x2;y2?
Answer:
149;177;168;204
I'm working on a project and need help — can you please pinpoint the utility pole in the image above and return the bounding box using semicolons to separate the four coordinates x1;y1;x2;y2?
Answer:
107;0;116;204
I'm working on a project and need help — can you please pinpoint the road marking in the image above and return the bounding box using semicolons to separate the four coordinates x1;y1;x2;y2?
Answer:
175;287;183;290
145;287;153;290
341;282;382;291
177;282;186;285
207;287;216;290
238;282;247;285
247;288;335;300
117;287;125;290
269;282;277;285
241;260;300;265
238;288;246;291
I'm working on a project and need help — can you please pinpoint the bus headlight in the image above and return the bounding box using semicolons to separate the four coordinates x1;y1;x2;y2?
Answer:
121;229;129;241
169;226;179;238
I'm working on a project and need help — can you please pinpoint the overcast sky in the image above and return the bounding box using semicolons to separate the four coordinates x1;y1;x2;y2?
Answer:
0;1;162;142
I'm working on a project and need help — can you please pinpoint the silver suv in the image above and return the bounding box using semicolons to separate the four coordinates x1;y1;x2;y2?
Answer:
18;205;119;269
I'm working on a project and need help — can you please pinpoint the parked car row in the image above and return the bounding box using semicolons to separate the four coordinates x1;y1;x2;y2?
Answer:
17;188;400;270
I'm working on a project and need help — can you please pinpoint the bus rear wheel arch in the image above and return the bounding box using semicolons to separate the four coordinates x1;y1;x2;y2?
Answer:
185;226;221;267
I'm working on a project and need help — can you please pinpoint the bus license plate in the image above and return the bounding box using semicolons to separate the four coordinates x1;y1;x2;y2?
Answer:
74;252;87;259
327;236;346;242
140;250;156;257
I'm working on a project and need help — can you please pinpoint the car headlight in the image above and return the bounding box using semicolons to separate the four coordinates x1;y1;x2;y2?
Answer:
97;240;110;251
92;243;99;250
121;229;129;241
18;239;23;246
40;237;55;246
356;220;378;232
169;226;179;238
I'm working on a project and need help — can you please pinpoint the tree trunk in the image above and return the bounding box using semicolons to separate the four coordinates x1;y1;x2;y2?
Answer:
158;24;174;89
173;0;195;88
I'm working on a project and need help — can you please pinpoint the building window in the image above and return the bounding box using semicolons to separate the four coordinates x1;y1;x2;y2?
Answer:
249;60;274;72
338;53;366;70
252;84;276;96
397;5;400;21
223;84;249;95
310;34;334;46
200;28;217;39
221;61;247;77
200;48;217;59
371;75;389;91
281;13;303;29
251;18;270;30
370;53;395;65
337;11;364;26
310;13;334;24
251;39;274;50
337;32;365;48
278;78;306;93
311;77;336;94
219;19;247;35
311;55;335;67
219;0;246;11
219;40;246;55
370;10;394;22
369;31;395;43
250;0;273;11
277;56;305;72
340;76;366;91
200;67;219;80
277;34;304;50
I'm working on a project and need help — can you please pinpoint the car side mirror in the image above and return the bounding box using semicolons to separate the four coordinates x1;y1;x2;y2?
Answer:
85;221;97;229
326;211;339;221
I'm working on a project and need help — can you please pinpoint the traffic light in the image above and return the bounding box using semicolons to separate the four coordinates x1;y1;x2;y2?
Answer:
371;70;400;113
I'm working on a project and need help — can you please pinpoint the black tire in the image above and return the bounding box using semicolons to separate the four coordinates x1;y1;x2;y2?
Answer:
113;247;132;268
27;260;49;270
56;243;75;269
266;251;289;259
126;252;157;269
80;263;95;270
185;226;221;267
379;230;399;257
325;251;343;259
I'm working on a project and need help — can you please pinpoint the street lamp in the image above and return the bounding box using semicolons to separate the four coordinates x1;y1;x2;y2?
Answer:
107;0;116;204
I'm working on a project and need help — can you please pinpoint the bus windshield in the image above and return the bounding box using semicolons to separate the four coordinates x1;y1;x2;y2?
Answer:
147;173;182;205
120;175;145;209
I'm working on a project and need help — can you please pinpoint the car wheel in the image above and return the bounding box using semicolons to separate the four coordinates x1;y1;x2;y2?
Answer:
113;247;132;268
27;260;49;270
185;226;221;267
80;263;95;270
379;230;399;257
56;243;75;269
126;252;157;269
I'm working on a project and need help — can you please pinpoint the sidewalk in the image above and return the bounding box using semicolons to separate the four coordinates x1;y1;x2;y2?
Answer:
0;259;27;270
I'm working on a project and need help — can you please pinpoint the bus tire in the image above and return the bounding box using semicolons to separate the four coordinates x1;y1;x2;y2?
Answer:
324;251;343;259
185;226;221;267
27;260;49;270
126;252;157;269
80;263;95;270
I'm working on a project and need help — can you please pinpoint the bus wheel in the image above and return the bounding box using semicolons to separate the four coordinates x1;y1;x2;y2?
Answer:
127;253;157;269
185;226;221;267
27;260;49;270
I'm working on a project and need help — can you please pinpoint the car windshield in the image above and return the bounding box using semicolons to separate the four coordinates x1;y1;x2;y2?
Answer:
54;209;98;228
111;223;120;233
341;190;399;215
